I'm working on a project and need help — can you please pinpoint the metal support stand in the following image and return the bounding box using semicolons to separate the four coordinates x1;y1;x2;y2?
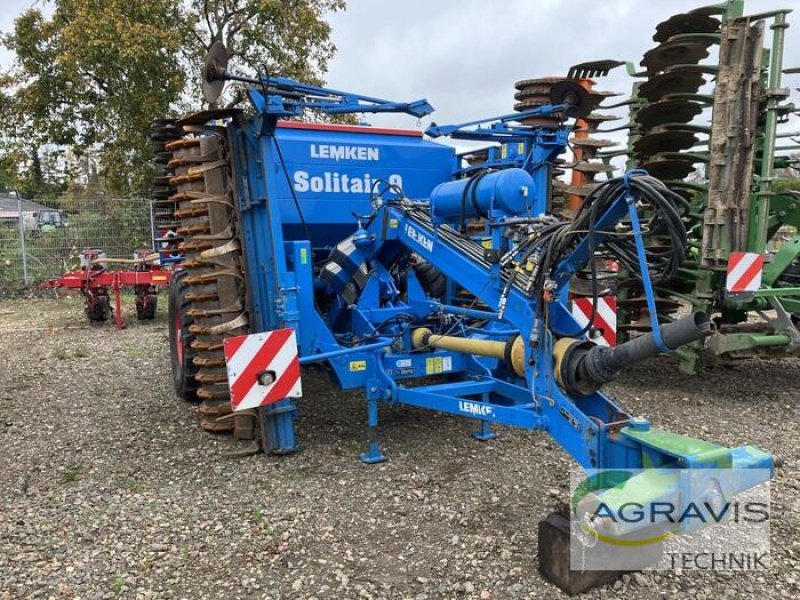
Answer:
472;393;497;440
113;273;124;330
15;191;30;288
360;396;387;464
259;400;299;455
472;420;497;441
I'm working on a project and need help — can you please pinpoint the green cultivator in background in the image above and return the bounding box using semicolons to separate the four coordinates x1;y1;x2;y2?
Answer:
585;0;800;373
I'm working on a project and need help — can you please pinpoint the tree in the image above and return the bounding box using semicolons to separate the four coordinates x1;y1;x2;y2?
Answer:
16;147;44;199
1;1;187;196
0;154;14;194
1;1;346;197
183;0;345;107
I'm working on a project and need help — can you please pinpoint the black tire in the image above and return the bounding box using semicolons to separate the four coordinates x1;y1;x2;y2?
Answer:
777;258;800;324
169;270;199;402
777;259;800;287
136;294;158;320
86;295;111;322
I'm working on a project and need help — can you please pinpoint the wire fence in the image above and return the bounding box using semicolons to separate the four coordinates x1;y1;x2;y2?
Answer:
0;195;156;295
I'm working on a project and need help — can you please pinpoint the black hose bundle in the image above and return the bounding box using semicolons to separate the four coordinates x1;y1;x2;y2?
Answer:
516;171;690;330
561;172;688;280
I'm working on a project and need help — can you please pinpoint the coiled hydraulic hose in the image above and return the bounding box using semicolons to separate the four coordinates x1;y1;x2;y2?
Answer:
520;172;690;332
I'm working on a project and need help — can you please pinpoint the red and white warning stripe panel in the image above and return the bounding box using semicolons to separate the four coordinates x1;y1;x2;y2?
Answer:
726;252;764;293
223;328;302;412
571;296;617;347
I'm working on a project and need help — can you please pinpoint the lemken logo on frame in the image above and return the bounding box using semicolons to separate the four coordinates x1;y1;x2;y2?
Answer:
310;144;380;161
404;224;434;252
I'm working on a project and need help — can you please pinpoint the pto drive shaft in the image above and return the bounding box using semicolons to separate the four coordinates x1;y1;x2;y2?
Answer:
412;328;526;377
413;313;710;391
555;312;712;396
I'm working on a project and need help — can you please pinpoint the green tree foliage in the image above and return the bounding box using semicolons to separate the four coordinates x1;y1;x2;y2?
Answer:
0;156;13;193
14;147;44;199
1;0;346;196
183;0;345;106
0;145;66;201
1;1;186;195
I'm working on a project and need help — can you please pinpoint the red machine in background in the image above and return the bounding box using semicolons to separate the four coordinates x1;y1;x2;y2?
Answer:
44;249;173;329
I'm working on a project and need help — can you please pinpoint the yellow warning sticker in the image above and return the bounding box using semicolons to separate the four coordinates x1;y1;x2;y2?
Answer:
349;360;367;372
480;238;493;250
426;356;453;374
389;218;399;229
426;357;443;374
300;247;308;265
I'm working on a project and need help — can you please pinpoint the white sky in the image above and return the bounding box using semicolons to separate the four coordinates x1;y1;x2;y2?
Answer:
1;0;798;149
0;0;49;67
324;0;799;135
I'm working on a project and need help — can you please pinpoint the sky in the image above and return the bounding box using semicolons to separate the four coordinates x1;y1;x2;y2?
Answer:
324;0;800;135
1;0;798;144
0;0;49;67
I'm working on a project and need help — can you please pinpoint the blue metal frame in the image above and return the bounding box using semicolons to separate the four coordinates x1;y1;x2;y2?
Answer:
221;76;774;526
247;77;435;119
426;106;571;215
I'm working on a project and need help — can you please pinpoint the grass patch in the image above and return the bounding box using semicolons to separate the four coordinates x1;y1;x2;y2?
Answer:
124;346;145;359
53;345;91;360
110;575;126;594
290;465;315;482
120;477;144;492
62;465;82;484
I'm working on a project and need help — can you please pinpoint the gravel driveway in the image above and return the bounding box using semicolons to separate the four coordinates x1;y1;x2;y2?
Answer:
1;296;798;599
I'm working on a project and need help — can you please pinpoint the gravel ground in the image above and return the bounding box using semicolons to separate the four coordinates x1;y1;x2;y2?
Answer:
0;296;798;600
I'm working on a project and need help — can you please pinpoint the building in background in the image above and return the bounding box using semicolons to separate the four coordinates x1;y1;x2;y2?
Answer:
0;193;67;234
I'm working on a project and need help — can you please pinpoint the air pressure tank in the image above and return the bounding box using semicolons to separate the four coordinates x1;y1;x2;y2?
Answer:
429;168;534;222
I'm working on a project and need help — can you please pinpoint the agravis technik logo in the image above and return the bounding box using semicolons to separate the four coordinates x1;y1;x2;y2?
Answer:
569;468;771;571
